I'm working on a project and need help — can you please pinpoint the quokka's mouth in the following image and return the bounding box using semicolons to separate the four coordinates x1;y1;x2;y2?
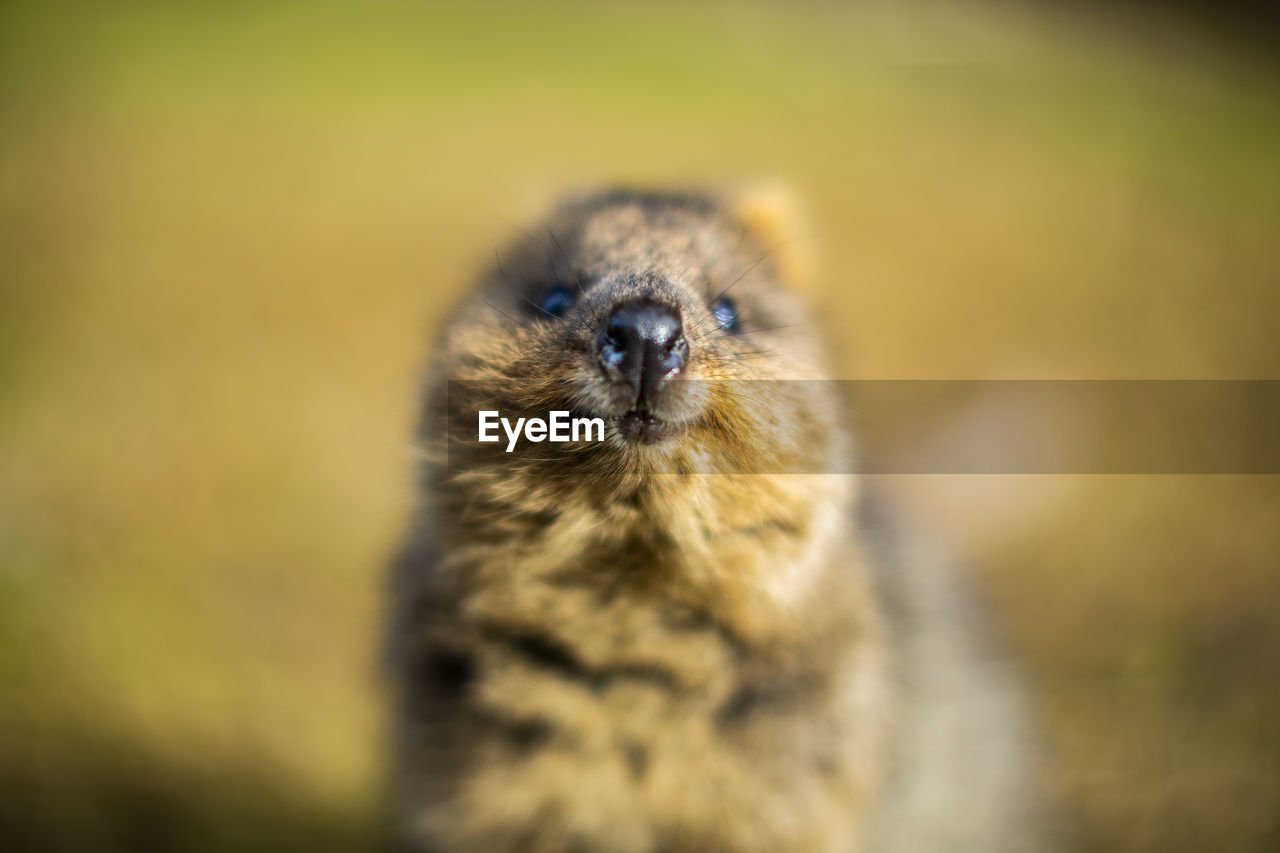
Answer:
617;410;677;445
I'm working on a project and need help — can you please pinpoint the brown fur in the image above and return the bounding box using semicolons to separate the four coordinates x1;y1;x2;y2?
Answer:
384;190;1043;851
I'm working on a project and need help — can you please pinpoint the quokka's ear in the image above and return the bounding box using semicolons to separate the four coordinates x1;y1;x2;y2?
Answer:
725;180;818;293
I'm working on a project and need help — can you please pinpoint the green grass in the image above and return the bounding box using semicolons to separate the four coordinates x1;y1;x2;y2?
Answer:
1;1;1278;849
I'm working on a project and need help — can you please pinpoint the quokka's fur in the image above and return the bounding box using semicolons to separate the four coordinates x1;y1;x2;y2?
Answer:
385;189;1049;852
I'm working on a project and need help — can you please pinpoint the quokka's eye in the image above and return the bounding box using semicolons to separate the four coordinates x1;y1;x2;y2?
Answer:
710;295;740;333
539;285;575;318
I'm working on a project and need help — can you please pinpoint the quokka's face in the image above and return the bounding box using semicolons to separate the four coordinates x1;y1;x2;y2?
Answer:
438;191;829;461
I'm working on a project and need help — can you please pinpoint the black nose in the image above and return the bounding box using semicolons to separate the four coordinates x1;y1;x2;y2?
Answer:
598;302;688;408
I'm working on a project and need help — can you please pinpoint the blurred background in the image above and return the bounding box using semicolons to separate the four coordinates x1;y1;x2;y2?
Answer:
1;1;1277;850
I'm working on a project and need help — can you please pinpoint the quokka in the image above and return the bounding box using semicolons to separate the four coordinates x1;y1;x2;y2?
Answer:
385;188;1050;852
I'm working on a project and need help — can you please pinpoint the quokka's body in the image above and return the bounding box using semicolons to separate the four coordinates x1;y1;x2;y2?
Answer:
385;190;1048;852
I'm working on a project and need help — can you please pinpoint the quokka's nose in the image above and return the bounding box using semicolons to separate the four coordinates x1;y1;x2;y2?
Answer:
598;302;688;408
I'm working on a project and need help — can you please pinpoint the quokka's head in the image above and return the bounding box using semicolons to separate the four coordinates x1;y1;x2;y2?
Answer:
431;188;844;477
